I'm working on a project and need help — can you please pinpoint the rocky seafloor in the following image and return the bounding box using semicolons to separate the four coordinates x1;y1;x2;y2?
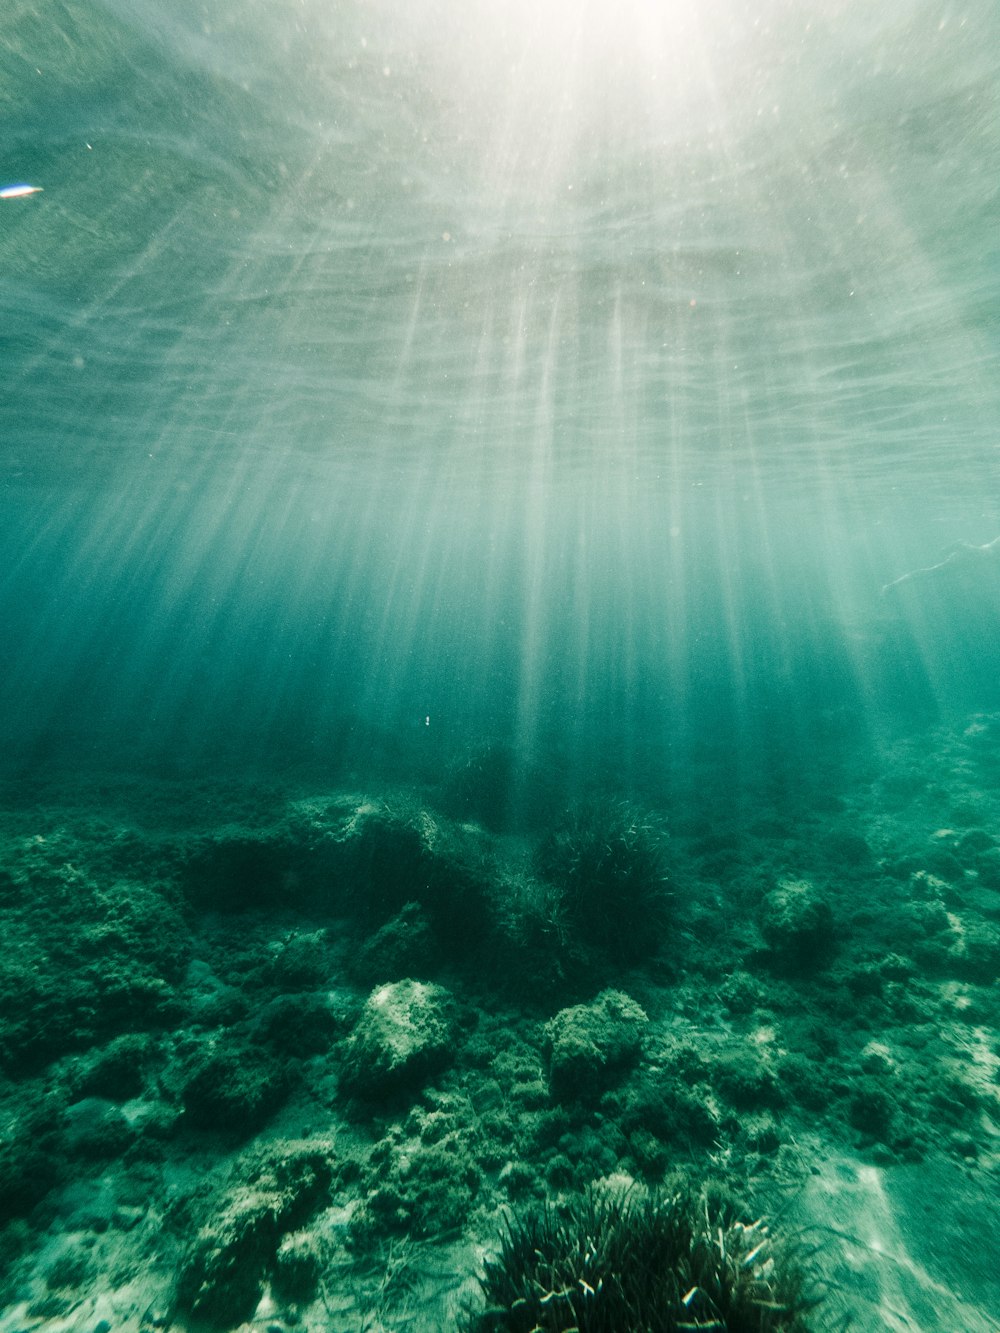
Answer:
1;714;999;1333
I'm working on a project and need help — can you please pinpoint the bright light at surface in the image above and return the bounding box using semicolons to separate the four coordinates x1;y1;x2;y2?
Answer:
412;0;745;182
469;0;711;83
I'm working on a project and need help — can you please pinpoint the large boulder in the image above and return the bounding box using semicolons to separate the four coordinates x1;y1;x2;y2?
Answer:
175;1141;334;1324
339;979;456;1099
545;989;649;1099
760;878;835;970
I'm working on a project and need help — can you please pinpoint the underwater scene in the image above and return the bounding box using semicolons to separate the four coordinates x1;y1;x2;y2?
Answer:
3;0;1000;1329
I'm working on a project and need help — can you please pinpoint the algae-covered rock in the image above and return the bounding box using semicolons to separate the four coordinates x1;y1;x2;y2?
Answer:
251;991;349;1058
545;990;649;1099
0;871;191;1066
175;1139;335;1324
339;979;457;1099
712;1049;784;1111
181;1038;296;1134
72;1032;153;1101
847;1076;898;1142
0;1106;64;1223
353;1122;481;1245
614;1071;719;1150
330;797;493;947
272;1230;325;1301
61;1096;133;1159
760;879;835;970
823;829;875;867
946;918;1000;982
349;900;441;984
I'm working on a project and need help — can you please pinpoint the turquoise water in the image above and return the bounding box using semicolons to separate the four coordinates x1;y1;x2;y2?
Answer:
4;0;1000;790
3;6;1000;1330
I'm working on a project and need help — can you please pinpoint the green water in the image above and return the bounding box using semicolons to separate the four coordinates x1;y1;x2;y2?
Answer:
4;0;1000;786
2;3;1000;1330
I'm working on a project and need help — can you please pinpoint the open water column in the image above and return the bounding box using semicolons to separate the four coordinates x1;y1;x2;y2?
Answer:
1;1;1000;1330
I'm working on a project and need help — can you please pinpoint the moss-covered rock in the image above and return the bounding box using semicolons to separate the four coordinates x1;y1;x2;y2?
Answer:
712;1049;784;1111
0;868;190;1067
847;1077;898;1142
257;929;335;989
72;1032;153;1102
330;798;493;950
613;1072;719;1149
61;1096;134;1160
946;919;1000;982
349;900;441;984
352;1123;481;1246
339;979;457;1099
272;1230;325;1301
181;1038;296;1134
182;827;311;911
760;879;836;971
0;1109;64;1222
823;829;875;868
545;990;648;1100
973;845;1000;890
175;1140;335;1324
250;991;350;1058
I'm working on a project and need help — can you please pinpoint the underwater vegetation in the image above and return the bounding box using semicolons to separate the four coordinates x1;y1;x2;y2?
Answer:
465;1180;813;1332
532;800;671;964
438;741;558;833
2;711;1000;1329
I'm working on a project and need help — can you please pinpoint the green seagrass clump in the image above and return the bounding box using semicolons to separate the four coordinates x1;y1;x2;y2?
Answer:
464;1181;814;1333
533;800;670;963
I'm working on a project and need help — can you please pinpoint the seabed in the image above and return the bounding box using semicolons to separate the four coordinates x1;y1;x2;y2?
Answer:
0;713;999;1333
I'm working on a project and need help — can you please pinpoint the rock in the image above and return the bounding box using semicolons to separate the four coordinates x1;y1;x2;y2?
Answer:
175;1140;334;1324
273;1231;324;1301
859;1041;895;1075
760;879;835;969
713;1050;783;1111
947;919;1000;983
824;830;874;866
113;1205;146;1231
349;901;440;984
353;1126;481;1244
252;992;349;1058
339;979;456;1098
974;846;1000;890
957;828;996;858
75;1033;151;1101
62;1097;133;1159
545;990;649;1099
181;1040;295;1135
